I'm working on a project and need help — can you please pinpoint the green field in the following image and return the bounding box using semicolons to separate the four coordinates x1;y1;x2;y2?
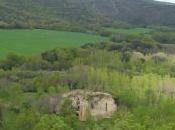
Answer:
0;29;106;58
105;27;152;36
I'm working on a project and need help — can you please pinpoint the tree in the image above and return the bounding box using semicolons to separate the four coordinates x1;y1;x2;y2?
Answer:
0;100;3;128
34;115;71;130
110;34;126;43
14;112;38;130
0;53;26;70
110;111;145;130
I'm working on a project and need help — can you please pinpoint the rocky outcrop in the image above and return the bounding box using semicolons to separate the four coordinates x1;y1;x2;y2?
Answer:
63;90;117;121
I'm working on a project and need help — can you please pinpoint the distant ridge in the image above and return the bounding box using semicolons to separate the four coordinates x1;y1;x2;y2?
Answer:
0;0;175;28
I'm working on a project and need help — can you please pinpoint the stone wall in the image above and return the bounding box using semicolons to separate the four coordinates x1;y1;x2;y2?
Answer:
63;90;117;121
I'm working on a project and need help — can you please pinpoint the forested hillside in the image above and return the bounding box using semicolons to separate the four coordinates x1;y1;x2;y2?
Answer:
0;0;175;29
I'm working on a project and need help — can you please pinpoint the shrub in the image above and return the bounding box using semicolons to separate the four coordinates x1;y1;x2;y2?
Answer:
151;52;168;63
34;115;71;130
130;52;145;63
0;53;26;70
110;34;126;43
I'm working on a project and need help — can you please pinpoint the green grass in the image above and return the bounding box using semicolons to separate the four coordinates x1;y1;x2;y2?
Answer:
0;29;106;58
105;27;152;36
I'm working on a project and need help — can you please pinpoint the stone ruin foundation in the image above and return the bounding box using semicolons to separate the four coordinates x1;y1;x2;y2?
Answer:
63;90;117;121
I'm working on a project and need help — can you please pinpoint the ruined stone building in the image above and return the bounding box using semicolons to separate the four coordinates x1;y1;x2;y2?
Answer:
63;90;117;121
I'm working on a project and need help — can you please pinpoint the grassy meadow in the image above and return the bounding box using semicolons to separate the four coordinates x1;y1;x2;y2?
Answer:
0;29;106;58
105;27;152;36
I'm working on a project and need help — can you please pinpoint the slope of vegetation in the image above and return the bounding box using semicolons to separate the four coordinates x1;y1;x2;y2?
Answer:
105;28;152;36
0;43;175;130
0;27;175;130
0;1;175;130
0;29;106;58
0;0;175;29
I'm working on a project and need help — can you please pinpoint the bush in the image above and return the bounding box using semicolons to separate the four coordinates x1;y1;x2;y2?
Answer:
99;31;112;37
130;52;145;63
34;115;71;130
41;48;79;70
0;53;26;70
151;52;168;63
110;34;126;43
153;31;175;44
127;39;158;53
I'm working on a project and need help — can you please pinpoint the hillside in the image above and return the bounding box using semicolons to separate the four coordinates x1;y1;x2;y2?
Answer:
1;0;175;130
0;0;175;28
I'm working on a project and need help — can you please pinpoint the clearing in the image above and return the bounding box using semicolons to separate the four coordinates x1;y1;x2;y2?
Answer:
0;29;106;58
